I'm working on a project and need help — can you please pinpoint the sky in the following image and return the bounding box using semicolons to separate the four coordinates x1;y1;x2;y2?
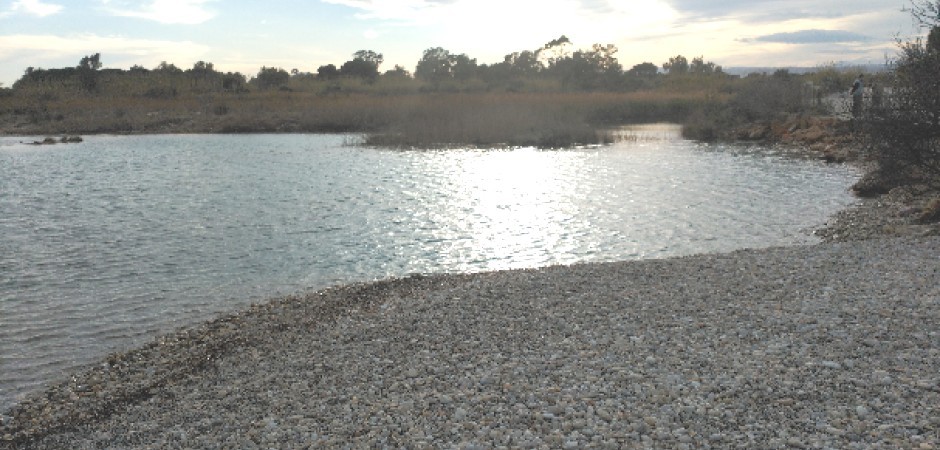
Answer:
0;0;929;87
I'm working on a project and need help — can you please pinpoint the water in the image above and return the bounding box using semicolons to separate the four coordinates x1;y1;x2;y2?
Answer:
0;126;860;412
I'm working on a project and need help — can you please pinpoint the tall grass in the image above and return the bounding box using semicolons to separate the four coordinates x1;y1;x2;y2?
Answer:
364;92;715;147
1;89;719;147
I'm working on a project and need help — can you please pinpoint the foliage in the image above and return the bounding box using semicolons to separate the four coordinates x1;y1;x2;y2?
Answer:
77;53;102;92
628;62;659;77
252;67;290;90
384;65;411;78
317;64;339;80
414;47;478;84
689;56;722;75
0;37;861;147
729;70;813;121
662;55;689;75
154;61;182;73
803;64;856;94
546;44;623;90
340;50;383;80
364;93;622;148
856;0;940;188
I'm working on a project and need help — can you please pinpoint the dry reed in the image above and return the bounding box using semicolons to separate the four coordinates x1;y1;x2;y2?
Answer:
1;90;715;147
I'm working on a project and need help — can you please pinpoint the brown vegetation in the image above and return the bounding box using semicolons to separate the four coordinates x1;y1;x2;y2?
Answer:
0;44;867;149
0;77;731;147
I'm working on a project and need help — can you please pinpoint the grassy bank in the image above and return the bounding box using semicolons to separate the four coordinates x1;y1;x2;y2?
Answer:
1;61;872;149
0;90;714;147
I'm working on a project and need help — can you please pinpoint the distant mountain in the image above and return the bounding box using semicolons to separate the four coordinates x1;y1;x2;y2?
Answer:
724;63;890;76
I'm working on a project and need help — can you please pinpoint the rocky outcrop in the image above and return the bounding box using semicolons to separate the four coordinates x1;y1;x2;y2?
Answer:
26;136;83;145
731;115;859;163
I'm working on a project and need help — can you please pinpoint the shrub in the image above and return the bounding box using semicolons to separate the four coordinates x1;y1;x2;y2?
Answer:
729;71;811;122
143;86;178;99
917;196;940;223
856;18;940;192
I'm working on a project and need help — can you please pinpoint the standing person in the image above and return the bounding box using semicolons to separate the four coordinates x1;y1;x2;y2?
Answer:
850;74;864;118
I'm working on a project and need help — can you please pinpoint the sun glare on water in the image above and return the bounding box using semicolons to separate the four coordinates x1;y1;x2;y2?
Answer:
432;147;589;272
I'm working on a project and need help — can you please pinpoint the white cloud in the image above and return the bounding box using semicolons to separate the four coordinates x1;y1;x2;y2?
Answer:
0;32;208;53
324;0;679;63
9;0;64;17
324;0;675;31
102;0;218;25
319;0;906;70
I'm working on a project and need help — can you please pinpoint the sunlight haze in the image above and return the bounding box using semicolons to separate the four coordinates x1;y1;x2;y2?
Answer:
0;0;921;87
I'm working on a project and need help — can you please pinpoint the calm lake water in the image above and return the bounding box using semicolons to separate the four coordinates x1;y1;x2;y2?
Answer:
0;126;860;412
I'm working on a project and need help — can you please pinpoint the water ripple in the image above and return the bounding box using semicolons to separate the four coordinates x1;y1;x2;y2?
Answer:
0;131;860;412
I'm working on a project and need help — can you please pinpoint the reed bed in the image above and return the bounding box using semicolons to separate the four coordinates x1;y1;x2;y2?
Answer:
1;90;716;147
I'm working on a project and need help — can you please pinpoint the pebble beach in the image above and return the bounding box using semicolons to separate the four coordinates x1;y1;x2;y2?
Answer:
3;191;940;449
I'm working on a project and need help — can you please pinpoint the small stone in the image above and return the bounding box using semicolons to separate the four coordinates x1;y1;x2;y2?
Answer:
855;406;869;418
787;437;806;448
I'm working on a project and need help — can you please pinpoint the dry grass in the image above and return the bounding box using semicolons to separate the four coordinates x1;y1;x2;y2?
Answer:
0;89;719;147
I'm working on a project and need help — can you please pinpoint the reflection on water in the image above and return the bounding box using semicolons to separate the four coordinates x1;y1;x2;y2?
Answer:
0;130;861;412
608;123;685;142
433;148;589;271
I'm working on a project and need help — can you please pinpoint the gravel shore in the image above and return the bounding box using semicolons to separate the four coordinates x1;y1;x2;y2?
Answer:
2;226;938;449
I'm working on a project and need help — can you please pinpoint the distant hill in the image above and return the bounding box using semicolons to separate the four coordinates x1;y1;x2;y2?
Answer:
724;64;890;76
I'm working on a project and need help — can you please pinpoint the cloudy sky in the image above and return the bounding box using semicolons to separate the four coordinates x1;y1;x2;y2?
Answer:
0;0;926;87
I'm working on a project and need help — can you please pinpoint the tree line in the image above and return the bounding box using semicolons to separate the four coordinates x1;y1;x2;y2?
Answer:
7;35;728;95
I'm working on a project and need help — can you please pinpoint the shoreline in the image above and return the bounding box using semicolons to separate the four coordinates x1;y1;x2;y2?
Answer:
2;210;939;448
3;134;939;448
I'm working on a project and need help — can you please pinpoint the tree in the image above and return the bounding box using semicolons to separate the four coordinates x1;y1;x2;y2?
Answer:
729;71;806;121
689;56;722;75
77;53;102;92
353;50;383;68
78;53;102;71
414;47;455;82
384;65;410;78
906;0;939;26
627;62;659;77
929;22;940;52
221;72;247;92
317;64;339;80
154;61;182;73
341;50;384;80
450;53;478;81
340;59;377;79
856;0;940;191
546;44;622;90
252;66;290;90
188;61;217;87
662;55;689;75
503;50;542;76
537;35;572;65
